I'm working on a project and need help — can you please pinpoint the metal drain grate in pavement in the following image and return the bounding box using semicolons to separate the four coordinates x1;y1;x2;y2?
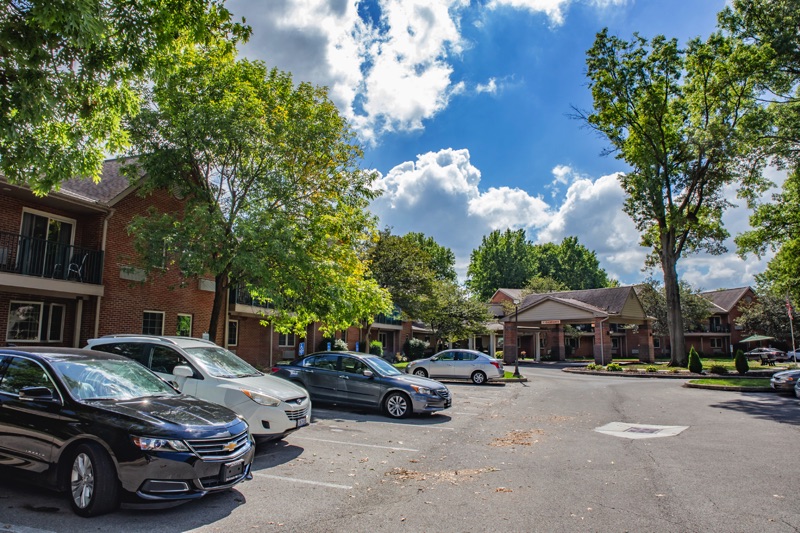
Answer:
594;422;689;439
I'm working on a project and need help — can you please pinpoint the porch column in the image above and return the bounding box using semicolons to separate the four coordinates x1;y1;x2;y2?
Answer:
503;320;517;365
637;321;655;363
553;325;565;361
593;318;613;365
535;332;541;362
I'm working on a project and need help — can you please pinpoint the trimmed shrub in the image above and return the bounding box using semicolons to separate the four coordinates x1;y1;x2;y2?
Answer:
369;340;383;357
708;364;728;375
734;349;749;375
403;338;429;360
669;367;682;374
606;363;623;372
331;338;348;351
586;363;600;370
688;346;703;374
645;365;658;373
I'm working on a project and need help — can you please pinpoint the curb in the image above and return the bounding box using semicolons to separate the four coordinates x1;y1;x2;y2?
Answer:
561;368;779;379
683;382;774;392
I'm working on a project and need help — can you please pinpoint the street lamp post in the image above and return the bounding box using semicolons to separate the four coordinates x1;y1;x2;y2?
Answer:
513;298;521;378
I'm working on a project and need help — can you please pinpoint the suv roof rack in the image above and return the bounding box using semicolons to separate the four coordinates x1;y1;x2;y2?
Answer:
96;334;217;346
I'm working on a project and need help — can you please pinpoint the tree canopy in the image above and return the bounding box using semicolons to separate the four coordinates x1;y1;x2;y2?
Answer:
126;48;389;341
636;279;712;339
1;0;247;194
579;29;766;366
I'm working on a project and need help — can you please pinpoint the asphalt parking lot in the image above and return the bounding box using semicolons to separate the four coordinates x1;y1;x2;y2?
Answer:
1;366;799;532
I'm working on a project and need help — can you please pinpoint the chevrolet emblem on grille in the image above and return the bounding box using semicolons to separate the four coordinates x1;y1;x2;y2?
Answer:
222;441;237;452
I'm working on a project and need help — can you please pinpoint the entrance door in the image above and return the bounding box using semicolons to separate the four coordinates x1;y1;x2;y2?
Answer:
19;212;73;278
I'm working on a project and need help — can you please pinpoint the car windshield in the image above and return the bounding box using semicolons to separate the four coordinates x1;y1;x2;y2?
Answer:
52;358;179;401
367;357;402;376
184;346;262;378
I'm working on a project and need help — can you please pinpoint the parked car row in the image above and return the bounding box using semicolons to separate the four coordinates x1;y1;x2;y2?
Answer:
0;338;465;517
770;369;800;397
745;346;795;363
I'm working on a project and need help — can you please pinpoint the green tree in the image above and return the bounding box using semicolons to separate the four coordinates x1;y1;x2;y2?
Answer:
404;232;457;283
531;236;612;290
0;0;248;193
126;49;389;343
721;1;800;305
467;229;534;301
578;29;766;366
735;290;795;342
524;276;567;294
368;229;438;320
420;281;491;348
637;278;712;341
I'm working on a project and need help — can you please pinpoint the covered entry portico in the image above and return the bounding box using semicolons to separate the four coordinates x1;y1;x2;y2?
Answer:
493;287;655;365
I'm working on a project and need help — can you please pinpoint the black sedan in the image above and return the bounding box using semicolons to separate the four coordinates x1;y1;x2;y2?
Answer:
272;351;451;418
0;347;255;517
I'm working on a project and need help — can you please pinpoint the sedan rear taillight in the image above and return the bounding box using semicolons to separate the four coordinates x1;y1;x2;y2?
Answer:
491;361;500;369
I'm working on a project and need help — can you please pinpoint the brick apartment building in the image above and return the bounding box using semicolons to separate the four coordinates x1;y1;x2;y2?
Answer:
1;159;406;368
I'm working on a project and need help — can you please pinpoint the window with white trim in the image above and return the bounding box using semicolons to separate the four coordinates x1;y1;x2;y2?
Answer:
228;320;238;346
278;332;296;347
142;311;164;335
653;337;661;348
176;314;192;337
710;338;723;349
6;301;65;342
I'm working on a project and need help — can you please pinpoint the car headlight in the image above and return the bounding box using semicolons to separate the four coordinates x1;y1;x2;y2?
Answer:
131;436;190;452
242;389;281;407
410;384;432;395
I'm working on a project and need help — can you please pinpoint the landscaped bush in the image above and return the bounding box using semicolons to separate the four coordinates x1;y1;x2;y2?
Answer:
332;338;348;351
403;338;429;360
586;363;600;370
669;367;682;374
708;364;728;375
495;350;504;359
734;349;749;375
369;340;383;357
645;365;658;373
606;363;623;372
688;346;703;374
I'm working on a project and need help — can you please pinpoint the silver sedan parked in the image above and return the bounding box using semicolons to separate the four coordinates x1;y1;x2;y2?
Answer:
405;349;504;384
771;369;800;392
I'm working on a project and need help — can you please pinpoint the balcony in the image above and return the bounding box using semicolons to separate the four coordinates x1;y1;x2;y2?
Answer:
229;285;274;310
0;230;103;285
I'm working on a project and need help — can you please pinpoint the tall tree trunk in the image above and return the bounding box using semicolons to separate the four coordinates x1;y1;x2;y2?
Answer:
208;270;230;346
661;235;686;366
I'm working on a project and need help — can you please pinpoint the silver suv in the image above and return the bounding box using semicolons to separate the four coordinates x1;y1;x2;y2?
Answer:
87;335;311;441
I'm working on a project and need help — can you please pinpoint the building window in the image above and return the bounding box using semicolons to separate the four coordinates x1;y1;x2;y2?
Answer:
279;332;296;347
6;301;65;342
710;338;723;349
228;320;238;347
176;314;192;337
142;311;164;335
653;337;661;349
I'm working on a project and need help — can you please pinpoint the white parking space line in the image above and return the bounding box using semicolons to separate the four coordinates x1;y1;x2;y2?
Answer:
292;436;419;452
0;526;57;533
327;422;455;431
253;472;352;490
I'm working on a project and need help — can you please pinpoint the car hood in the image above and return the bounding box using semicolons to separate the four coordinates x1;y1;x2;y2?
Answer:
216;374;308;400
390;374;446;390
88;395;245;437
773;370;800;379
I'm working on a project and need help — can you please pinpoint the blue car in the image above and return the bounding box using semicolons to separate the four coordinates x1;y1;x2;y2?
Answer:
272;351;451;418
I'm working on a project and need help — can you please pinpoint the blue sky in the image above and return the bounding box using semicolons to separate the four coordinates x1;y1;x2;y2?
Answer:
227;0;778;290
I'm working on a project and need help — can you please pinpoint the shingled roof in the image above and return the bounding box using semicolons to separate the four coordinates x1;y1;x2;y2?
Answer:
60;157;139;205
700;287;753;313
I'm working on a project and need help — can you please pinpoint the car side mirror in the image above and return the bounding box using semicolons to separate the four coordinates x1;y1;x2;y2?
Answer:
362;370;374;378
173;365;194;379
19;386;61;406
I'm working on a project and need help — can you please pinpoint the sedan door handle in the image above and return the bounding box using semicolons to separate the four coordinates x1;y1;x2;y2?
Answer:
338;375;349;380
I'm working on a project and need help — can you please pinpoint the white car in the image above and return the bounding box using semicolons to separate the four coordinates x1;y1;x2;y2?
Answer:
405;349;504;384
86;335;311;441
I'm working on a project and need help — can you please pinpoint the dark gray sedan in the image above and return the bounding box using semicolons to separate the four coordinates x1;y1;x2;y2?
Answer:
272;352;451;418
771;369;800;392
405;349;504;384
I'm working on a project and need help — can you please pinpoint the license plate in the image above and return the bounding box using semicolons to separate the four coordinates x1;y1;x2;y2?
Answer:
296;417;308;428
222;460;244;482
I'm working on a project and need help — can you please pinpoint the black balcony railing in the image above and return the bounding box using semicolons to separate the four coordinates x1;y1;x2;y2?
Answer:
0;230;103;285
375;312;403;326
229;285;274;309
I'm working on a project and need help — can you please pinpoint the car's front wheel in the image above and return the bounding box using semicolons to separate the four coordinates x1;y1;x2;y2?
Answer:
471;371;487;385
67;442;119;517
413;368;428;378
384;392;411;419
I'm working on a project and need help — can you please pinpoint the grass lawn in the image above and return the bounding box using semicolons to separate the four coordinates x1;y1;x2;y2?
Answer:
689;378;772;388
